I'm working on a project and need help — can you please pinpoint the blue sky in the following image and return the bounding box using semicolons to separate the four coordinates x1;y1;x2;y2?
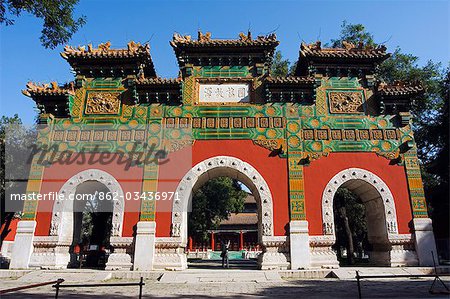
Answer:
1;0;449;124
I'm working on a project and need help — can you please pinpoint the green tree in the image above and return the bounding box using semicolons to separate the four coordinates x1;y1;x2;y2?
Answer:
0;0;86;49
333;188;368;265
271;50;290;77
329;20;375;47
189;177;247;242
0;115;35;248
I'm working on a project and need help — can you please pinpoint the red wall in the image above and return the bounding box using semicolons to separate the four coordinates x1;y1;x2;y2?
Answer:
35;153;142;237
31;148;412;241
155;140;290;237
303;152;413;235
0;218;19;243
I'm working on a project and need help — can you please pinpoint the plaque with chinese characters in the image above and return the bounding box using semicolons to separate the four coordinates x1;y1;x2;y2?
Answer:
199;84;249;103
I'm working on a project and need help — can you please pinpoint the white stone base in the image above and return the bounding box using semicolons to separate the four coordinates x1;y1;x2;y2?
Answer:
106;252;133;270
258;236;290;270
133;221;156;271
106;237;133;270
289;220;311;269
309;235;339;268
9;221;37;269
28;236;71;269
413;218;438;266
30;252;71;269
390;250;419;266
153;251;187;270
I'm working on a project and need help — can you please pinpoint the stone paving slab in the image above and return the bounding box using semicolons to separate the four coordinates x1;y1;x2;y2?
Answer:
158;270;282;283
331;266;446;280
16;269;112;283
1;277;450;298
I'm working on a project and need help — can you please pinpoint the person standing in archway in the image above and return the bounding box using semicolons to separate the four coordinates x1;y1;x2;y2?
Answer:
221;239;230;268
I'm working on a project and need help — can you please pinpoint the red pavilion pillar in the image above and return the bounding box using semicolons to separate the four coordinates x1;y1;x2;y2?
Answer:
188;236;193;251
210;232;215;251
239;231;244;251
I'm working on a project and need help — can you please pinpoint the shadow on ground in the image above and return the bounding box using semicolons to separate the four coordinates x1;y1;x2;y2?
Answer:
2;277;450;298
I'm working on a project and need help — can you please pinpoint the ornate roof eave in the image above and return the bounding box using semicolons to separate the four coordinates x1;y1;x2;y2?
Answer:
299;41;390;61
134;77;182;86
294;41;391;76
170;31;279;50
60;41;157;77
170;32;279;68
265;76;315;86
377;81;425;97
22;82;75;99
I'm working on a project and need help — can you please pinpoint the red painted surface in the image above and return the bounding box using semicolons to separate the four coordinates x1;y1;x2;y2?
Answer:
0;218;19;242
35;153;143;237
239;231;244;251
155;140;290;237
303;152;413;235
30;147;413;243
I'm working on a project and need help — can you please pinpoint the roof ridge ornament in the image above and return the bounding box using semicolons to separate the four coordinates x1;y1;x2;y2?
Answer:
198;31;212;42
61;41;149;56
22;81;75;97
239;31;252;41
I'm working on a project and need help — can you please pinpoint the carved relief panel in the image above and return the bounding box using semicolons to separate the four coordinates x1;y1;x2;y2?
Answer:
327;90;365;114
85;92;121;115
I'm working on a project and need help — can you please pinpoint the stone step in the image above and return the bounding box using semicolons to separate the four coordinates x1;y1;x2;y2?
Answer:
158;270;282;283
330;267;445;280
17;270;112;283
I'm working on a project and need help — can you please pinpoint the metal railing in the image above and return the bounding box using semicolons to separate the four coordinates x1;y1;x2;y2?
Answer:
0;279;65;295
52;276;144;299
356;253;450;298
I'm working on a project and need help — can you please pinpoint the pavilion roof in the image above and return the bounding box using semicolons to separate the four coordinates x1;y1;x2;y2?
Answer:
170;31;279;49
300;41;390;60
377;81;424;97
22;82;75;98
170;31;279;70
220;213;258;226
294;41;391;76
60;41;156;77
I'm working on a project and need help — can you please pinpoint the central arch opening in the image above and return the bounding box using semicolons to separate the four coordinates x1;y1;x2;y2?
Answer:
187;176;259;269
171;156;275;270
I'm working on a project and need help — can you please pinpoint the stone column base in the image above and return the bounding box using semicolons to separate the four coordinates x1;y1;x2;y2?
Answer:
9;221;36;269
258;236;290;270
133;221;156;271
289;220;311;269
309;235;339;269
153;238;187;270
106;237;133;270
413;218;438;266
29;237;70;269
389;234;418;266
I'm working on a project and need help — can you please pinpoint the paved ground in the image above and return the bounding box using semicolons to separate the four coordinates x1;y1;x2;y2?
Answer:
1;269;449;298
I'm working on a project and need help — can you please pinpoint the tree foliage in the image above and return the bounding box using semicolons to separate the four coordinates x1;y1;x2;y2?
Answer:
188;177;247;241
0;0;86;49
270;50;291;77
328;20;375;47
0;114;35;247
333;188;368;265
